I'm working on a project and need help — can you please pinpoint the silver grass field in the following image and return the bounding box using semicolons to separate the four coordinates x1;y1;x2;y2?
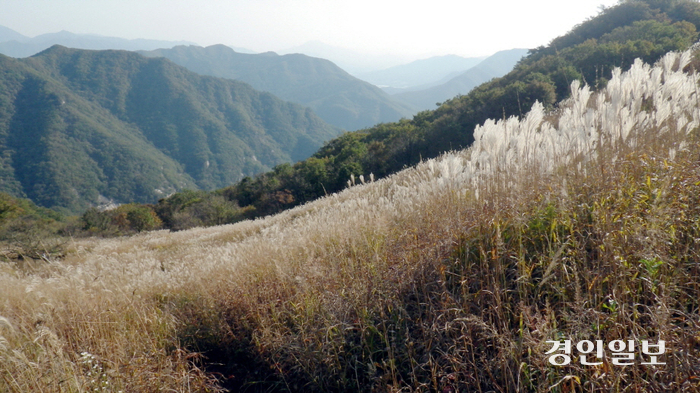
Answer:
1;47;700;391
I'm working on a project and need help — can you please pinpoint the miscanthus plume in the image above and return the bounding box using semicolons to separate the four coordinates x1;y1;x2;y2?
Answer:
413;45;700;201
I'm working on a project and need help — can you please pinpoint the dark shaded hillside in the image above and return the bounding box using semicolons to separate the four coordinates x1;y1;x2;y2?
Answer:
0;46;338;212
140;45;416;131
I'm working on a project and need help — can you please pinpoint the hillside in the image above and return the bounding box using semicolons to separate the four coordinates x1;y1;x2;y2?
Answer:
137;0;700;229
1;45;698;392
393;48;528;110
0;45;338;212
0;27;196;58
140;45;416;131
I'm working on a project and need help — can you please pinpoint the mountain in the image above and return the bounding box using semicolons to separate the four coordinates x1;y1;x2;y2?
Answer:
278;40;414;74
0;45;338;212
393;48;528;110
0;25;27;43
140;44;415;131
143;0;700;228
356;54;486;91
0;28;196;58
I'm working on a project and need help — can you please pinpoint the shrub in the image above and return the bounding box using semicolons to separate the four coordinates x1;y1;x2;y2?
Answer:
81;203;162;235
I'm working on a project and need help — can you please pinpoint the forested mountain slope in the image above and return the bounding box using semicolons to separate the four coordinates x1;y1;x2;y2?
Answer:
141;45;415;131
181;0;698;223
0;46;338;212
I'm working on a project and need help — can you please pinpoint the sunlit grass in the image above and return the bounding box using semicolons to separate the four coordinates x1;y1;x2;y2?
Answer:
2;48;700;391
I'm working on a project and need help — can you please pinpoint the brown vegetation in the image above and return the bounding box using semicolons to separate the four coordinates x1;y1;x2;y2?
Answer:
1;50;699;392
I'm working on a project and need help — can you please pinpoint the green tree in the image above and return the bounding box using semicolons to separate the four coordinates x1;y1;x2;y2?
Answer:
123;204;162;232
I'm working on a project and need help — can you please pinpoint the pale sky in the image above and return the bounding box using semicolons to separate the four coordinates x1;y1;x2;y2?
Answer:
1;0;620;59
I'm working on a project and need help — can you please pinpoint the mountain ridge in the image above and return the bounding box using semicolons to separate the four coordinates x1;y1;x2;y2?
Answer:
393;48;529;110
0;25;27;43
357;54;487;90
0;27;197;58
140;44;416;130
278;40;414;74
0;45;338;212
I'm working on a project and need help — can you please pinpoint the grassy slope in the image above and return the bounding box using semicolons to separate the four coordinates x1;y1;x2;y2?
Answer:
1;46;699;392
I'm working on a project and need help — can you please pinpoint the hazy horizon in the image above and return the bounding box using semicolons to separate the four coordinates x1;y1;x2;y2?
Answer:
3;0;619;63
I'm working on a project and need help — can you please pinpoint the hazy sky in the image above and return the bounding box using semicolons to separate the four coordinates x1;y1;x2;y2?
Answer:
2;0;620;59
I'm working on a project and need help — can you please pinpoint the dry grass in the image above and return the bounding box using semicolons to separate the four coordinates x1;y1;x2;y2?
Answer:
2;49;700;392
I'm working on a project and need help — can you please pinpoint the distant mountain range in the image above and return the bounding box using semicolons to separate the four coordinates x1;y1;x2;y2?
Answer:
0;25;525;124
140;45;415;131
0;25;531;213
0;25;196;58
0;25;26;43
393;48;528;110
356;54;486;91
278;41;415;74
0;45;338;212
